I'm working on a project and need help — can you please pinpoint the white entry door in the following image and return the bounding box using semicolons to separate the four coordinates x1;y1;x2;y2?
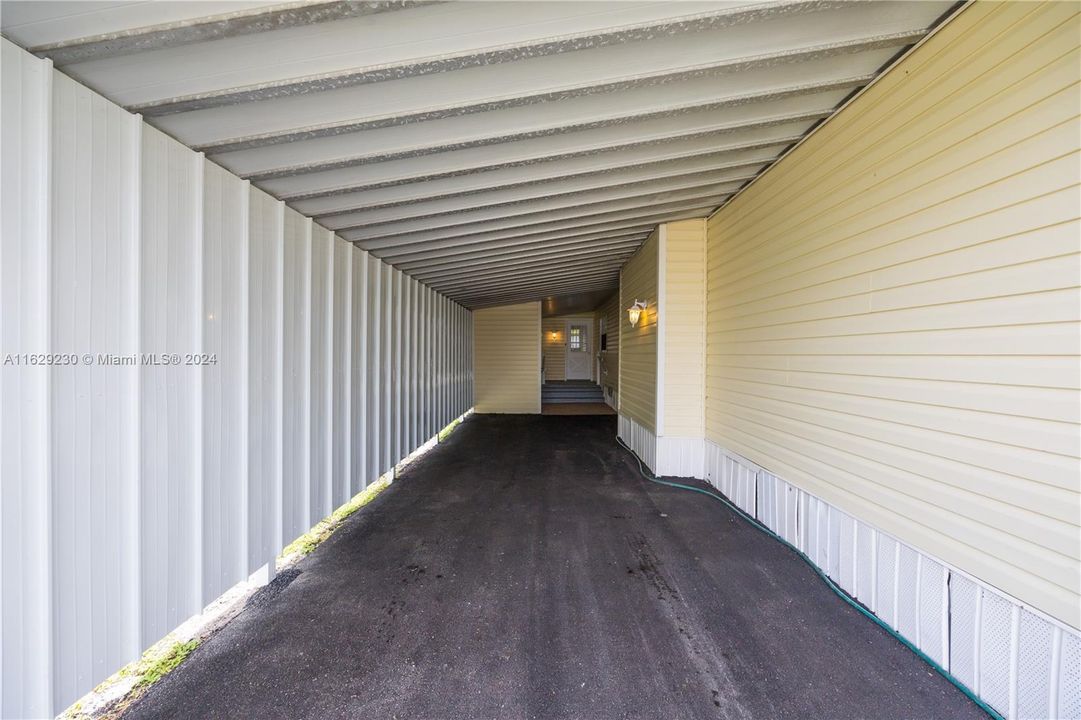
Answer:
565;321;592;380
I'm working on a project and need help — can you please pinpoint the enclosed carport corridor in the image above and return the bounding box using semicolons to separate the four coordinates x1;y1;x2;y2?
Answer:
121;415;985;720
1;1;1079;719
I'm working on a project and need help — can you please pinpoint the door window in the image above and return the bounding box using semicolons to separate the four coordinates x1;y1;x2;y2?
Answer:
569;325;585;351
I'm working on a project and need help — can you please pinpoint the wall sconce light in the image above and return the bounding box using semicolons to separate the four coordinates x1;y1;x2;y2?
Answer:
550;331;558;340
627;300;648;327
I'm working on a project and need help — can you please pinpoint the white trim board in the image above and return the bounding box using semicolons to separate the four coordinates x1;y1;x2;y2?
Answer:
655;223;667;438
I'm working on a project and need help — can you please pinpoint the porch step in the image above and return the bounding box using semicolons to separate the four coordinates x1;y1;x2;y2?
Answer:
542;382;605;404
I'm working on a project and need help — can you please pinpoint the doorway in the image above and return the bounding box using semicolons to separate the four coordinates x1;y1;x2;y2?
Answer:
565;320;592;380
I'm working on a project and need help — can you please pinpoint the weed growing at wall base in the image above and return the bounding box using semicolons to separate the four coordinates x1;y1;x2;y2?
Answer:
280;476;393;558
135;639;201;687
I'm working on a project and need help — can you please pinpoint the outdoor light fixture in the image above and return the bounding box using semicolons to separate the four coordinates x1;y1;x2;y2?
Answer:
627;300;648;327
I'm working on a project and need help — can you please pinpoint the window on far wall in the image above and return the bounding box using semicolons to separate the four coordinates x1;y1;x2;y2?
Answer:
569;326;582;351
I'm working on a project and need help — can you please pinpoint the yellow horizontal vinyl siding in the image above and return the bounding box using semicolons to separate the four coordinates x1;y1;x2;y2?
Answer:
473;302;541;414
599;292;620;398
541;317;567;382
593;314;601;382
705;1;1081;628
662;219;707;438
619;230;659;432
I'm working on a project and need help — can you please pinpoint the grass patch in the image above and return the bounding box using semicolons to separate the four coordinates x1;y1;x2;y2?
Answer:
136;639;200;688
60;636;204;719
438;417;462;442
280;476;392;558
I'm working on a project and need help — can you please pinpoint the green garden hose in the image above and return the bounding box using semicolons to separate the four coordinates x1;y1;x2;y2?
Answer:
615;437;1002;720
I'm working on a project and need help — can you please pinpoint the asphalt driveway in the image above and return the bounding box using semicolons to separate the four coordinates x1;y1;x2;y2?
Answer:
124;414;986;720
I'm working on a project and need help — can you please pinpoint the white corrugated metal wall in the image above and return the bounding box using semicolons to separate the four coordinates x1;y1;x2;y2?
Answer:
0;39;473;718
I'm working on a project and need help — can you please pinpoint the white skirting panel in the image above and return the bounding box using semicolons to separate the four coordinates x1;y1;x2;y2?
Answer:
618;413;657;473
702;441;757;516
655;436;705;478
703;438;1081;720
0;39;475;719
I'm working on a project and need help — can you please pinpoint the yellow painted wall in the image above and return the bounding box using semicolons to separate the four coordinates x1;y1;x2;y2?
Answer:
704;1;1080;627
619;230;659;432
473;302;541;413
661;219;707;438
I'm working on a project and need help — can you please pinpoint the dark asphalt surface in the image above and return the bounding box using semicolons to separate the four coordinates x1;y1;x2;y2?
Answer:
125;414;987;720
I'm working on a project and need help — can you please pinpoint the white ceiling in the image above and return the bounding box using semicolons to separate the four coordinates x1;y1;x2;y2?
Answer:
1;0;956;308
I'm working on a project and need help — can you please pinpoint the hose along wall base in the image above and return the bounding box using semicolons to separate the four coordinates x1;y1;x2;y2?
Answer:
615;437;1001;720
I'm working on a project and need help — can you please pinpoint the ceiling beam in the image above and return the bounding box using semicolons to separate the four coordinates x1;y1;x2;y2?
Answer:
409;238;647;281
33;2;432;66
455;276;621;307
423;251;638;289
447;269;623;300
469;286;619;309
300;148;778;218
322;164;761;231
334;173;751;238
391;226;656;269
438;258;627;286
134;2;819;116
262;112;824;201
162;27;917;153
353;187;738;248
291;142;789;218
375;205;716;263
467;282;620;309
223;79;858;181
